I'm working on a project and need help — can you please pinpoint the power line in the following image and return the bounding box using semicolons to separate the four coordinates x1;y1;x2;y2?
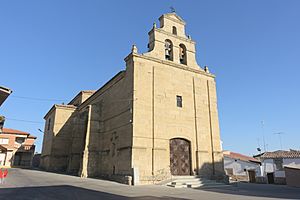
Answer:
5;117;80;125
5;117;77;125
10;95;67;102
5;117;44;124
5;107;132;126
261;120;266;152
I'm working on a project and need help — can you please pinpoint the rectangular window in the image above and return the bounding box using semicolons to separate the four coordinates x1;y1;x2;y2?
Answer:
274;158;283;170
176;95;182;107
15;137;25;144
0;138;9;144
47;118;51;131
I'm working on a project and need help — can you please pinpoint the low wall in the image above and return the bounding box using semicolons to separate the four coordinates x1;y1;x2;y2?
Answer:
256;176;267;184
98;174;133;185
228;174;249;182
274;177;286;185
285;166;300;187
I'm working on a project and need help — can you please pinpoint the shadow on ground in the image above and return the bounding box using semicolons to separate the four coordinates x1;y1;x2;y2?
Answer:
197;182;300;200
0;185;188;200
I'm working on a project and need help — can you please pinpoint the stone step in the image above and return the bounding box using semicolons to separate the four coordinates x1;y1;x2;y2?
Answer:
171;175;199;179
166;176;228;189
196;184;232;189
172;181;221;186
168;182;229;189
171;179;215;183
169;184;188;188
171;181;202;186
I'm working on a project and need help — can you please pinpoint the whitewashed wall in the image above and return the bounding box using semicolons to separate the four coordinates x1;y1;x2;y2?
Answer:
261;158;300;178
262;159;275;173
261;159;285;177
0;153;5;166
284;158;300;167
224;157;261;176
4;151;13;166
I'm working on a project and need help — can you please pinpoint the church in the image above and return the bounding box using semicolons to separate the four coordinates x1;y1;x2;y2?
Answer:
40;12;224;185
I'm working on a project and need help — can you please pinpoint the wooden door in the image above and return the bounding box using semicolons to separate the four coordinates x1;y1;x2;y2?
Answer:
248;170;256;183
267;173;274;184
170;138;191;175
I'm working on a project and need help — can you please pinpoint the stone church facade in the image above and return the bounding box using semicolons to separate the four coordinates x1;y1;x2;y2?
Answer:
40;12;224;184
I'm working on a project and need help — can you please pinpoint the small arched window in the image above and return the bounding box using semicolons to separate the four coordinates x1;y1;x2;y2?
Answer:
172;26;177;35
179;44;187;65
165;39;173;61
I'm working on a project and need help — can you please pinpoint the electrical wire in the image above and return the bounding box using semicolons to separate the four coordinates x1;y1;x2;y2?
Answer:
10;95;67;102
5;117;44;124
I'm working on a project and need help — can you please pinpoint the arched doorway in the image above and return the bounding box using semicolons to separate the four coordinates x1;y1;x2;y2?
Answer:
169;138;191;175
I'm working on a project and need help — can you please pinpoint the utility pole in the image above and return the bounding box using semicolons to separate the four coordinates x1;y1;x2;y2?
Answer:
274;132;284;150
257;138;261;149
261;121;266;152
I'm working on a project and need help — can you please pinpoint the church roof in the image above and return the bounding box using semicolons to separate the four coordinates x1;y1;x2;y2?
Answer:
81;90;96;94
78;71;126;110
44;104;77;119
68;90;96;106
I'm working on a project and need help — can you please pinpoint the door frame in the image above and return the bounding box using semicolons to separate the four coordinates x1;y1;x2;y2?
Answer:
248;170;256;183
169;138;192;176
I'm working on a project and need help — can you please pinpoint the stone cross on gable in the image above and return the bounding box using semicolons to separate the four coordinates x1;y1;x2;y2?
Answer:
170;6;176;13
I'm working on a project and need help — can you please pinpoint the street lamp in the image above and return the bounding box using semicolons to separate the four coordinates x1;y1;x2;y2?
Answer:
38;129;44;134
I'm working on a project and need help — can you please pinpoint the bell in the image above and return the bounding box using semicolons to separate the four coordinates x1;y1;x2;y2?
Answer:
165;50;170;56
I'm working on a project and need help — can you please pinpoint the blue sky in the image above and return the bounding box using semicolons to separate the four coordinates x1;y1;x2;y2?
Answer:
1;0;299;155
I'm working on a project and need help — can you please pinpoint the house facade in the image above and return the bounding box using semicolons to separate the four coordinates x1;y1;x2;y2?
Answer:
40;12;224;184
255;150;300;184
0;128;36;167
223;151;261;182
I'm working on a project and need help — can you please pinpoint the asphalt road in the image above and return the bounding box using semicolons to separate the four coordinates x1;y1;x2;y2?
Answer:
0;168;300;200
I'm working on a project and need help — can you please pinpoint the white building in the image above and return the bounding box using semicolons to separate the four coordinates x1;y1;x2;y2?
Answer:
223;151;261;182
255;150;300;184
